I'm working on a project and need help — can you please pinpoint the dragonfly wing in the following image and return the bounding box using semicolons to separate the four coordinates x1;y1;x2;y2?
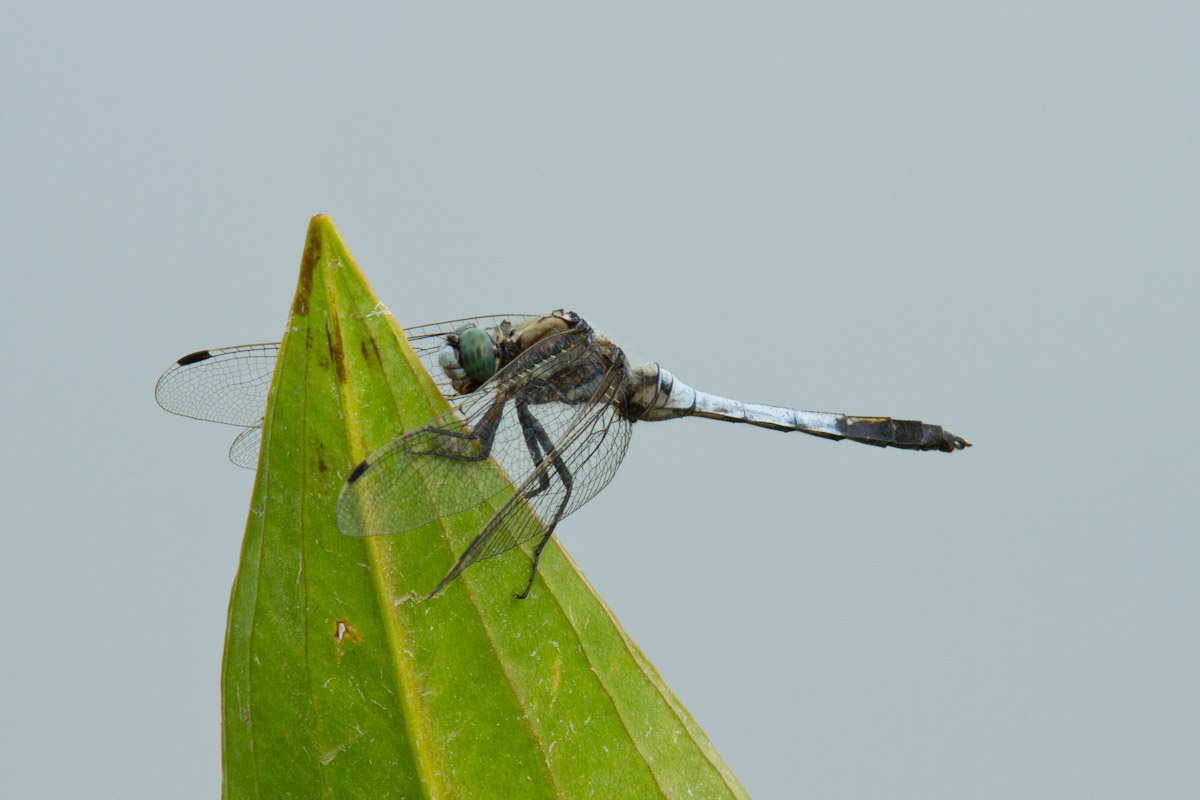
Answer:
155;343;280;427
156;314;535;465
428;355;634;592
482;399;632;559
334;334;576;537
334;407;515;537
228;425;264;470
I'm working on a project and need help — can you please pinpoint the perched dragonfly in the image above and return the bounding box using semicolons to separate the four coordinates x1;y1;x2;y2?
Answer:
156;311;970;599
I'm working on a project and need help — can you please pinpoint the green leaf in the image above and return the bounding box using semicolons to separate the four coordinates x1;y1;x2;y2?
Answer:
220;215;749;799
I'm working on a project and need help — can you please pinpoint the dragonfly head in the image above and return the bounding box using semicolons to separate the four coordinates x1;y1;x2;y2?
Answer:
439;325;498;394
457;326;497;382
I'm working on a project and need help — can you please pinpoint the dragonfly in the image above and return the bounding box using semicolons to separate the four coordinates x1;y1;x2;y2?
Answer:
156;310;970;599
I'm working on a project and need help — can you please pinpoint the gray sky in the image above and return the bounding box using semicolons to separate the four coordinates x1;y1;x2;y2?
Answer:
3;3;1198;798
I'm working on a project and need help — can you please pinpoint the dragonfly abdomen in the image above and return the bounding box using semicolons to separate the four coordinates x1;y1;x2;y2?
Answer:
631;365;970;452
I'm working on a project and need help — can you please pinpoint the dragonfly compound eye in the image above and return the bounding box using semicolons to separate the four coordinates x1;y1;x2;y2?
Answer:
457;326;497;382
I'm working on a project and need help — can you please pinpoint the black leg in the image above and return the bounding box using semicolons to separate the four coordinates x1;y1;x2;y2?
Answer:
409;399;506;462
516;402;556;500
514;527;556;600
511;402;574;600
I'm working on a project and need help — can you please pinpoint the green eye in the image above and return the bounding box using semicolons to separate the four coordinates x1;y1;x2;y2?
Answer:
458;327;496;382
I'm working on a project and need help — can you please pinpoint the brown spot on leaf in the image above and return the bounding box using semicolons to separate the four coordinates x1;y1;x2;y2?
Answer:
334;619;364;661
328;320;350;387
292;250;316;316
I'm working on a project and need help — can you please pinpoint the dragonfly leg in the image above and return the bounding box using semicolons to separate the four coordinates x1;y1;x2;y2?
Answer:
511;401;574;600
516;402;553;500
514;528;555;600
517;403;574;509
406;400;505;463
351;401;509;497
426;401;578;601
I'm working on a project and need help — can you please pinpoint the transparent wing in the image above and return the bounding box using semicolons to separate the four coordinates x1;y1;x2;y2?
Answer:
431;382;633;593
335;327;632;556
154;314;535;466
154;343;280;427
228;425;264;469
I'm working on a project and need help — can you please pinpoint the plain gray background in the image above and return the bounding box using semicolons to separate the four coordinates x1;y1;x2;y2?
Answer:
3;3;1197;798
